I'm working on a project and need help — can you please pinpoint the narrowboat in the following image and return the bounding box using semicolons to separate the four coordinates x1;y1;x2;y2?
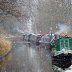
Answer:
51;33;72;72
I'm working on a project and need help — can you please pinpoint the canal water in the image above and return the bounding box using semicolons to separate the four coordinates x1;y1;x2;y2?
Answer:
0;41;53;72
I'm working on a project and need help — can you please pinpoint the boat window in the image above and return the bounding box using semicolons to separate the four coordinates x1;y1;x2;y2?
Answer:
60;40;64;48
65;40;68;48
70;39;72;48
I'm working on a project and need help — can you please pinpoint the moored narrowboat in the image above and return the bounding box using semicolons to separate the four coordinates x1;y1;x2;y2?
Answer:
51;34;72;72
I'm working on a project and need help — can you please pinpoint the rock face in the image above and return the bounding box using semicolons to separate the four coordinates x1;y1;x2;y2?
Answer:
0;0;72;34
0;0;72;33
0;0;28;17
0;0;38;34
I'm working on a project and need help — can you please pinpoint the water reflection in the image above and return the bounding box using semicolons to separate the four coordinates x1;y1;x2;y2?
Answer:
0;53;12;70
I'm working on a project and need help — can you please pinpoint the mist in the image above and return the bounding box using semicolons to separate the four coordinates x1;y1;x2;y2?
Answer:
55;23;71;34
